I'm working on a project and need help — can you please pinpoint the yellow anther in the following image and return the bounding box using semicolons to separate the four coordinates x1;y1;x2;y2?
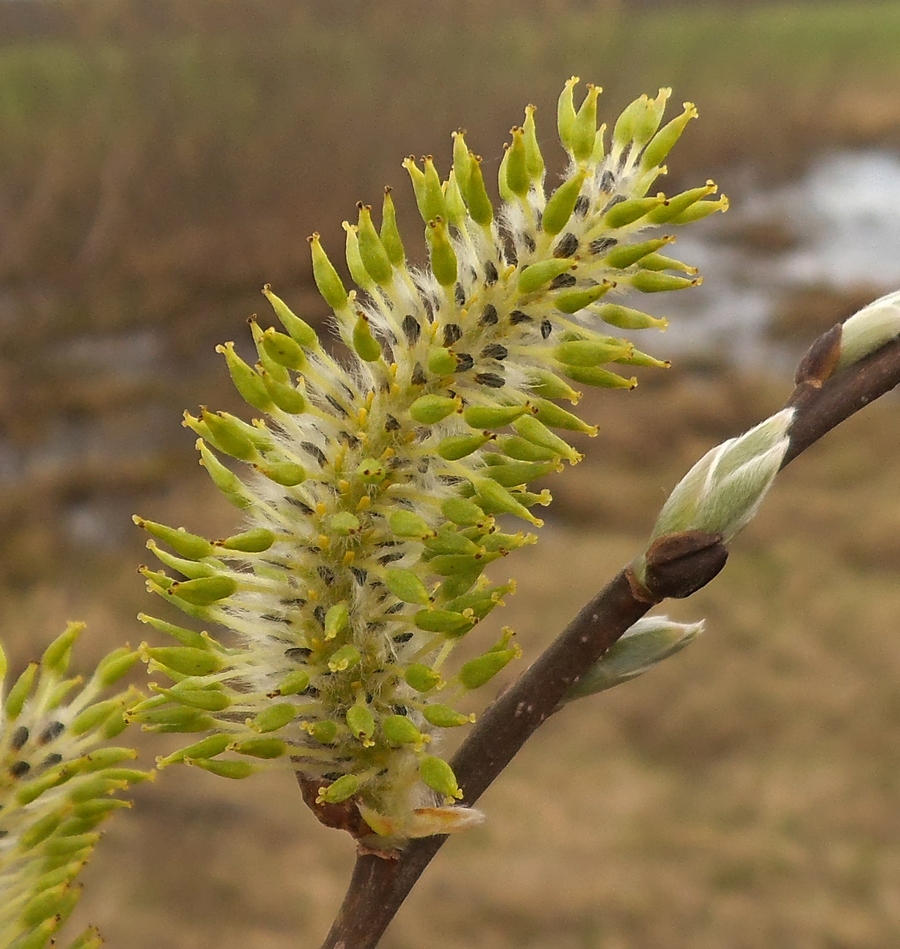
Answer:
338;479;351;494
356;495;371;511
343;551;356;565
318;534;330;549
315;502;328;517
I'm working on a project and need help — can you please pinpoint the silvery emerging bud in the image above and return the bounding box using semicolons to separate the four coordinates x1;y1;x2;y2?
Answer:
836;288;900;370
647;408;794;547
562;615;704;703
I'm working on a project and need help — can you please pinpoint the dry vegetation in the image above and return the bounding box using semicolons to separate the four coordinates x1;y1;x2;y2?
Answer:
2;1;900;946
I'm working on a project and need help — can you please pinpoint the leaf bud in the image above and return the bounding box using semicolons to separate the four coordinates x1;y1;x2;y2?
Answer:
836;289;900;369
564;615;703;703
649;408;794;544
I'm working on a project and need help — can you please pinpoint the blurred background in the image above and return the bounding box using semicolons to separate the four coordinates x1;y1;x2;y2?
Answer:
2;0;900;946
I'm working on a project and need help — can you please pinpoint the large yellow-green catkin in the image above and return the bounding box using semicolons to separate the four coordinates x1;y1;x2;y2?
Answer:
134;79;725;845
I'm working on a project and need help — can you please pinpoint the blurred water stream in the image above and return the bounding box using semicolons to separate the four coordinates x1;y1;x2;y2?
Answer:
657;148;900;363
2;147;900;566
